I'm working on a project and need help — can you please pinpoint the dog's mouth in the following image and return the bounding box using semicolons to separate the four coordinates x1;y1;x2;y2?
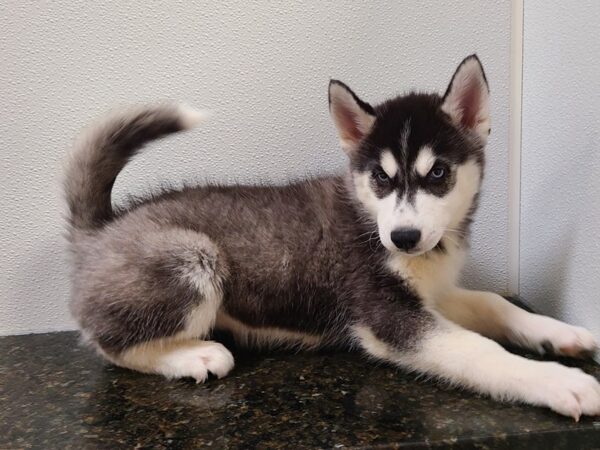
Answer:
418;233;444;255
434;238;445;251
391;234;444;257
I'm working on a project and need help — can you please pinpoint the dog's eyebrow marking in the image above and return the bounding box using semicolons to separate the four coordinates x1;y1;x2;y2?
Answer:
415;146;436;177
380;149;398;178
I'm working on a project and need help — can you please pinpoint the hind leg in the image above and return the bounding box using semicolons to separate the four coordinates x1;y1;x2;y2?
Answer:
109;339;234;383
73;227;234;381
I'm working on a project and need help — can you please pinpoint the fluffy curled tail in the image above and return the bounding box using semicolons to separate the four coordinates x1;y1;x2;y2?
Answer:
64;103;207;230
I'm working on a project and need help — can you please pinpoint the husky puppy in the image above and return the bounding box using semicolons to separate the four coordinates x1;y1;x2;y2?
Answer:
66;55;599;419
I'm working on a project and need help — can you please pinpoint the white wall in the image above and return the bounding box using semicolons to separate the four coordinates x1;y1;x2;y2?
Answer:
521;1;600;341
0;1;511;335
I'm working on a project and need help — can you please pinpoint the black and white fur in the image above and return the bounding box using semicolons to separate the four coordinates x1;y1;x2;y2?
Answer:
65;56;600;419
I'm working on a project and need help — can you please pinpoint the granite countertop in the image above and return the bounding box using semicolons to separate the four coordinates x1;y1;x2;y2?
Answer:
1;331;600;449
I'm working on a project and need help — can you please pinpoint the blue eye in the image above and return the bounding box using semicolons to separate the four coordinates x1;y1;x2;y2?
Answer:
429;166;446;180
374;168;390;183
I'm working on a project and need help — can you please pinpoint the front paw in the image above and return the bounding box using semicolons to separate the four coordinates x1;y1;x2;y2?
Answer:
526;362;600;420
528;317;598;358
542;325;597;358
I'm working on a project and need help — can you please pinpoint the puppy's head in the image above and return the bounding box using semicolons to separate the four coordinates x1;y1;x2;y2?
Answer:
329;55;489;255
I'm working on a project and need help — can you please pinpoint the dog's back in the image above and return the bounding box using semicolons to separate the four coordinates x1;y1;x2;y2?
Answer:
65;104;378;376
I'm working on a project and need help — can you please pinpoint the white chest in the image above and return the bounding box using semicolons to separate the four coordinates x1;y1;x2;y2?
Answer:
386;245;466;306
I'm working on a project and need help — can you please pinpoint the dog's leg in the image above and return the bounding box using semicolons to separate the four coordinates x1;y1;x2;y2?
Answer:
74;228;234;381
435;288;598;358
108;338;234;383
353;309;600;419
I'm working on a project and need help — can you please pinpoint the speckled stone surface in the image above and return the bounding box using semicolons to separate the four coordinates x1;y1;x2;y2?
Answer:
1;332;600;449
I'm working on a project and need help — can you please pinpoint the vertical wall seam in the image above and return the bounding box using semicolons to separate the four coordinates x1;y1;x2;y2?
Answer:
508;0;524;295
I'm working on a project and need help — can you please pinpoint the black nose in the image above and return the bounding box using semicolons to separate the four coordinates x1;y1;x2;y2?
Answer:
390;228;421;251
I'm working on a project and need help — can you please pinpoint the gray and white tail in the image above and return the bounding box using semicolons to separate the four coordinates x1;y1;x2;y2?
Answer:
64;103;207;230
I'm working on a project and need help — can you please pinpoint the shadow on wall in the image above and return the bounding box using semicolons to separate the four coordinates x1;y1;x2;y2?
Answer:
521;136;595;320
529;233;573;320
5;232;72;334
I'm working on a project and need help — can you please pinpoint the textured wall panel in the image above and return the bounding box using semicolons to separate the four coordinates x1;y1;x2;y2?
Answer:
521;1;600;341
0;1;510;335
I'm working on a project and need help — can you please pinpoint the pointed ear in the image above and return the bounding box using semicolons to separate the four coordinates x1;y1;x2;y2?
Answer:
329;80;376;153
441;55;491;143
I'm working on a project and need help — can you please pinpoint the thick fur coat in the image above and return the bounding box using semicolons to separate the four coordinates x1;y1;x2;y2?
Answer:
65;56;600;419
